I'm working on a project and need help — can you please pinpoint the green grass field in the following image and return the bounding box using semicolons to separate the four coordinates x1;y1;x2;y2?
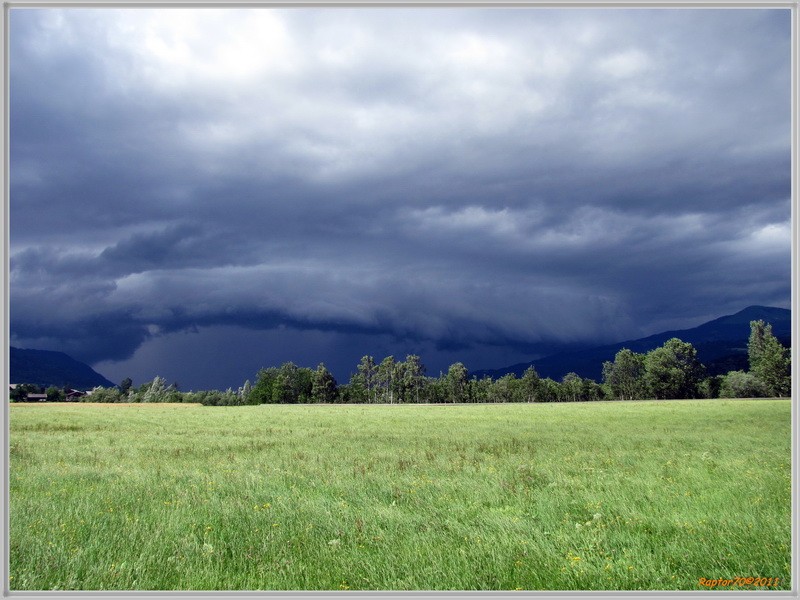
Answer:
8;400;792;591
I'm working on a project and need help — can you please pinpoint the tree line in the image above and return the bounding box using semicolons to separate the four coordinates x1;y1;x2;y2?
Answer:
14;320;790;406
601;319;790;401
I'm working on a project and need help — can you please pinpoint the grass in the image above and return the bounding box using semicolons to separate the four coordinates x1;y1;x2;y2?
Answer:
8;399;792;591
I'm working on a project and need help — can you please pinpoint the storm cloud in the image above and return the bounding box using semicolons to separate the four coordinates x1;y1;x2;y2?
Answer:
9;8;791;389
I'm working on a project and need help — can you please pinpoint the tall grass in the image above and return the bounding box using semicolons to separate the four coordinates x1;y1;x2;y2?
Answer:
9;400;791;590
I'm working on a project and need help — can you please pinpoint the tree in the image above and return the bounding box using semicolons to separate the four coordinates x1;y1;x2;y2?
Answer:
45;386;65;402
225;388;239;405
602;348;646;401
257;362;315;404
377;356;397;403
538;378;560;403
398;355;426;403
119;377;133;394
268;362;312;403
468;376;492;403
519;366;542;402
561;373;583;402
445;362;468;403
581;377;604;402
311;363;338;403
335;383;355;404
251;367;278;404
272;370;292;403
191;389;235;406
356;356;378;403
491;374;517;403
643;338;705;400
748;320;790;397
426;375;448;403
698;376;722;399
239;380;252;404
88;386;122;403
294;367;314;403
720;370;770;399
141;376;169;403
346;373;368;404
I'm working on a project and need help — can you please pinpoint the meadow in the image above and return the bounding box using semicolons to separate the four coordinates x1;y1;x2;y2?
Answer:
8;399;792;591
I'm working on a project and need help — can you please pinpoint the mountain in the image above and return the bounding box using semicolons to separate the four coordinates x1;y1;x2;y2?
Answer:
10;347;115;390
473;306;791;382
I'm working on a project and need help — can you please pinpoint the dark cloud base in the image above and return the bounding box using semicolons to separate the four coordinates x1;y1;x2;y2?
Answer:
9;8;791;390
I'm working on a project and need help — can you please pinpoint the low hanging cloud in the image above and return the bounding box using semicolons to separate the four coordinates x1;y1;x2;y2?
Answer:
9;8;791;386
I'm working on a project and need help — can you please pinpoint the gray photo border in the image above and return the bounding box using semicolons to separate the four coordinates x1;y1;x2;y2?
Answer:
1;1;797;598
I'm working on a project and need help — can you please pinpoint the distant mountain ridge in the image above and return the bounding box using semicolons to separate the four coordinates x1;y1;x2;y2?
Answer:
473;306;791;382
10;347;115;390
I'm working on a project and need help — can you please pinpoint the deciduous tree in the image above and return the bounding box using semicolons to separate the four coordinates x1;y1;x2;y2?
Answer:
251;367;278;404
141;376;169;403
520;366;542;402
377;356;397;404
748;320;790;397
602;348;646;401
45;386;65;402
643;338;705;399
356;356;378;403
399;354;426;403
311;363;338;403
119;377;133;394
445;362;468;403
720;370;770;399
561;372;583;402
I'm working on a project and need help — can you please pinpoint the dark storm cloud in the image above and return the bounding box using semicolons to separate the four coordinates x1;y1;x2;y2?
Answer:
9;8;791;386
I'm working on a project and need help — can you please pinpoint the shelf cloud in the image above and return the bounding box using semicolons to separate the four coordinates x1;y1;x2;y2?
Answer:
10;8;790;389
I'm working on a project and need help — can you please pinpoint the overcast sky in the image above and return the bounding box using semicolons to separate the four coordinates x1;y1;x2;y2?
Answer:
9;8;791;390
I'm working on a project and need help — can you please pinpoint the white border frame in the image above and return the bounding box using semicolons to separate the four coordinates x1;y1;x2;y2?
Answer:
1;2;797;598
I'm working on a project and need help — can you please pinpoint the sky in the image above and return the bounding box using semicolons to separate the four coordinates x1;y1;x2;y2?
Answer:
9;8;792;390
